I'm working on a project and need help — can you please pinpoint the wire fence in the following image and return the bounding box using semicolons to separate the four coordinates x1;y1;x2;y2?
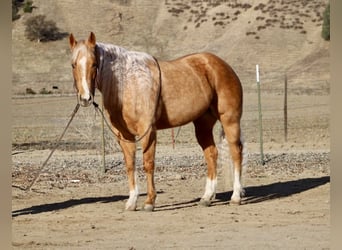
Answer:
12;70;330;156
237;69;330;94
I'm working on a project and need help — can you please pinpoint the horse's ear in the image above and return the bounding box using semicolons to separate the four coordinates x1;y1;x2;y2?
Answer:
69;33;77;50
88;32;96;47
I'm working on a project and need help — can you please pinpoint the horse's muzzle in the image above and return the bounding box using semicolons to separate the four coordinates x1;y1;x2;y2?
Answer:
78;94;93;107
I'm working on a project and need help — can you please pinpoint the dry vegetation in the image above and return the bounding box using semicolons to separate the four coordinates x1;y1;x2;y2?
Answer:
165;0;326;39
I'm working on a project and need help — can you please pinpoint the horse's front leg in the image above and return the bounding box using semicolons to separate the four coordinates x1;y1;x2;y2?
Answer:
141;128;157;212
119;140;138;211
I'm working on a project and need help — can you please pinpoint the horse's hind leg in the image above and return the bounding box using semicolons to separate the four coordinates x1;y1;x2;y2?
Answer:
220;116;244;205
194;113;218;207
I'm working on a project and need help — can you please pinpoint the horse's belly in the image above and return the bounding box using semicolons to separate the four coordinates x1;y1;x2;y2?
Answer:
156;95;212;129
155;59;215;129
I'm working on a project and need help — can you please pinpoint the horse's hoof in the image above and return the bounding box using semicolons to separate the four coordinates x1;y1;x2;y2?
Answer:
125;204;137;211
199;198;211;207
142;204;154;212
229;199;241;205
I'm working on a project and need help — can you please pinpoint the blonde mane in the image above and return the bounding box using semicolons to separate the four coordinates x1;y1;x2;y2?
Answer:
95;43;156;110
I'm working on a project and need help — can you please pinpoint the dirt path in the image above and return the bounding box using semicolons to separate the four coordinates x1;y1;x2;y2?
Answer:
12;94;330;249
12;148;330;250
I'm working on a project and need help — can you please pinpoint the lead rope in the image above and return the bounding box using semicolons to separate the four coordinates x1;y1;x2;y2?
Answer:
93;56;162;144
12;103;81;191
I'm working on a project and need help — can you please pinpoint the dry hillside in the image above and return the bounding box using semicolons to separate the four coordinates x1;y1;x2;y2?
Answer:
12;0;329;95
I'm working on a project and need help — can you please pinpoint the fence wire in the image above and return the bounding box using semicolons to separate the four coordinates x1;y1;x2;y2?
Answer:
12;71;330;156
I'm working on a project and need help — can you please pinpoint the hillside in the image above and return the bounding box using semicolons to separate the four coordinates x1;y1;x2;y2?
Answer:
12;0;329;95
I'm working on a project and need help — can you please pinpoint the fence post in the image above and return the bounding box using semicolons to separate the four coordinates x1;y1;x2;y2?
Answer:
101;98;106;174
256;64;265;165
284;73;288;142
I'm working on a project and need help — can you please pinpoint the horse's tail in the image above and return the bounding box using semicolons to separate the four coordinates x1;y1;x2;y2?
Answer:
218;126;248;189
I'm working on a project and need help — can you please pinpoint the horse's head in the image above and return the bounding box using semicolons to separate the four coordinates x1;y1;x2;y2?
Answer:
69;32;98;107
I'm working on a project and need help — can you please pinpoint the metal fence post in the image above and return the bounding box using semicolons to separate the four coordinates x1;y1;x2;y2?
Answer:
284;73;288;142
256;64;265;165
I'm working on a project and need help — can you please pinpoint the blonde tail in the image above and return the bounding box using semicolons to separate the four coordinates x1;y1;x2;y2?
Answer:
218;128;248;190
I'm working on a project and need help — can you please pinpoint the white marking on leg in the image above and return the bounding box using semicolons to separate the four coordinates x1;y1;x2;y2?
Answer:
79;56;90;100
202;177;217;201
125;173;139;210
231;168;243;203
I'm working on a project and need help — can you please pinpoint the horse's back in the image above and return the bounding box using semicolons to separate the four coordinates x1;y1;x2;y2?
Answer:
155;52;242;129
163;52;241;92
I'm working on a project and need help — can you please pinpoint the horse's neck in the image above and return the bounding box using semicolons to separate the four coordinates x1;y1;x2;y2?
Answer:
95;43;154;110
96;43;119;87
96;43;125;109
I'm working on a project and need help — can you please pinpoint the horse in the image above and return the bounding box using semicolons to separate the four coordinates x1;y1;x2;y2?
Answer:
69;32;245;211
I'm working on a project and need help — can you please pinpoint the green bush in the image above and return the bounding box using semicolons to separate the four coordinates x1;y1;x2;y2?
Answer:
24;15;67;42
23;0;34;13
321;3;330;41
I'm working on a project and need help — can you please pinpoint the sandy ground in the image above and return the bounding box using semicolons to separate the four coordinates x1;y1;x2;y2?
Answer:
12;93;330;249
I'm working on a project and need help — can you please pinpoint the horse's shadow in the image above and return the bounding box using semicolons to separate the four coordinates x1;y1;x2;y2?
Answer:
238;175;330;204
12;194;128;218
12;191;164;217
12;176;329;217
156;176;330;211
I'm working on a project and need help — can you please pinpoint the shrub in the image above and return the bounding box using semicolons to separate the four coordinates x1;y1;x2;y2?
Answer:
39;88;52;94
12;0;23;21
321;3;330;41
24;15;67;42
12;0;34;21
25;88;36;95
23;0;34;13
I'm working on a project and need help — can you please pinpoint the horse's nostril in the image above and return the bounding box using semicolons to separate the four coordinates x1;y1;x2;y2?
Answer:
78;94;93;107
80;95;90;101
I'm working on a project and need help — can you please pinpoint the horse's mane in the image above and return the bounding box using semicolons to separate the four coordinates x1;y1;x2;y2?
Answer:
95;42;157;112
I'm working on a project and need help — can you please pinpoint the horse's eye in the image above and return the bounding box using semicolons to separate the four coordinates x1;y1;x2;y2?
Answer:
92;63;97;68
71;63;76;69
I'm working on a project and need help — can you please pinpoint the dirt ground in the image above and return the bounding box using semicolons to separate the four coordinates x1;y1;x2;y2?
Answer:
12;92;330;249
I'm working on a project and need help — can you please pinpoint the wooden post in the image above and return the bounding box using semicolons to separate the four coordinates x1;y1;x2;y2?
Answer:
171;128;175;149
284;73;288;142
101;98;106;173
256;65;265;165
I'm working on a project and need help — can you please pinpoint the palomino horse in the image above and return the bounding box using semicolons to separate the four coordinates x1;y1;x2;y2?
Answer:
69;32;245;211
